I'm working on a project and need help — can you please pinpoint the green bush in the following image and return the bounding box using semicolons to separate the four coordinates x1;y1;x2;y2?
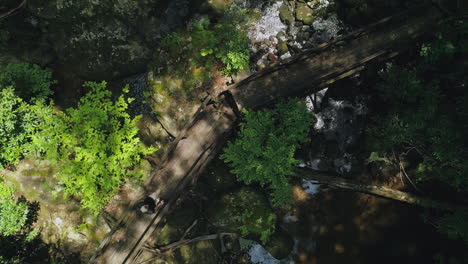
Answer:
0;63;55;100
437;208;468;246
222;99;314;207
207;187;276;244
160;17;250;76
0;176;29;236
0;86;54;169
29;81;156;214
367;19;468;245
368;20;468;190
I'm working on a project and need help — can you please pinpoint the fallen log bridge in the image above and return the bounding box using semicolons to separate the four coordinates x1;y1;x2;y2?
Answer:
298;169;463;211
90;5;448;264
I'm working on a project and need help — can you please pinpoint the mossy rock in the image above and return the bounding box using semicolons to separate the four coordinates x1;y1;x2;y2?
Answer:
264;229;294;259
295;2;315;24
277;39;289;56
279;3;294;25
206;187;276;241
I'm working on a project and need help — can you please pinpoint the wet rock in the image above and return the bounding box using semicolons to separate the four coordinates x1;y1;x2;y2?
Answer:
267;52;279;62
247;1;287;55
280;51;292;60
295;2;315;24
278;2;294;25
247;243;280;264
277;38;289;56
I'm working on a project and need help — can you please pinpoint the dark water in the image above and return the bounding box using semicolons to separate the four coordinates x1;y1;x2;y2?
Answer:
288;186;468;264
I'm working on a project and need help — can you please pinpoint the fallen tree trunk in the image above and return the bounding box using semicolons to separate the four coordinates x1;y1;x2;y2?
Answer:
90;96;238;264
297;168;463;211
228;3;444;110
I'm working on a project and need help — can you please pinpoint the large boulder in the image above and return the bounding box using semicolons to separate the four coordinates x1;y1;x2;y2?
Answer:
295;2;315;24
279;2;295;25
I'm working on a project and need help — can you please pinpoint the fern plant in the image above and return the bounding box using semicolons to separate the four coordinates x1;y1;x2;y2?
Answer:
29;81;156;214
0;86;54;169
222;99;314;207
0;63;55;101
160;16;250;76
0;176;29;236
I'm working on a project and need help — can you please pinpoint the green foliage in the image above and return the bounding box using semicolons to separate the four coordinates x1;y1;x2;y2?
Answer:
222;99;314;207
368;19;468;245
0;86;54;169
0;63;55;100
438;208;468;246
207;187;277;243
0;176;29;236
368;19;468;190
239;209;276;244
29;81;156;214
160;16;250;76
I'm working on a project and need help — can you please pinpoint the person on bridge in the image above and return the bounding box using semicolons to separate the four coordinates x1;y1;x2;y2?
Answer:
137;191;164;214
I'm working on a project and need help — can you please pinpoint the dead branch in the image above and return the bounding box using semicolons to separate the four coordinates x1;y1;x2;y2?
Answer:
0;0;27;21
180;219;198;241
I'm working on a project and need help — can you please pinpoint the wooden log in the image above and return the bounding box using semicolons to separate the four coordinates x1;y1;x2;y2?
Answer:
90;96;237;264
297;168;463;211
228;4;445;110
